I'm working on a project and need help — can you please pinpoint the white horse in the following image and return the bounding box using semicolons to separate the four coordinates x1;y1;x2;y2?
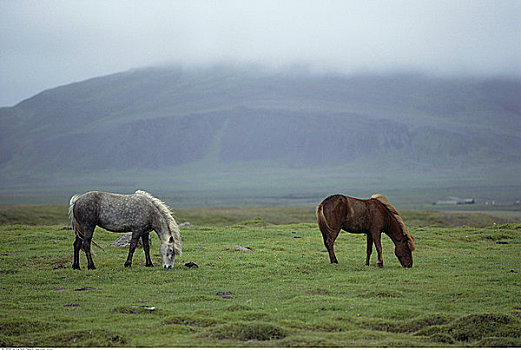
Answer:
69;190;182;269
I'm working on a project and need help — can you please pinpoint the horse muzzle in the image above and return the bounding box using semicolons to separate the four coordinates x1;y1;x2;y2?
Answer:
402;263;412;268
163;264;173;269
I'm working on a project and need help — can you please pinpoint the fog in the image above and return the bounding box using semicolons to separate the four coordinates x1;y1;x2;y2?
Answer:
1;0;520;106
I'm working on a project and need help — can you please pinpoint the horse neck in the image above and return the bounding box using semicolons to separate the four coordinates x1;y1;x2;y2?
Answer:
154;217;171;243
385;214;406;246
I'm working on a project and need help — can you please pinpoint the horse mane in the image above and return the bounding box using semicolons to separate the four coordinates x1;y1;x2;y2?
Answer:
135;190;182;256
371;194;415;251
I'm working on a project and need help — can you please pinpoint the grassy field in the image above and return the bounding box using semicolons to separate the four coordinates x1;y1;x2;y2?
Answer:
1;206;520;347
1;204;520;227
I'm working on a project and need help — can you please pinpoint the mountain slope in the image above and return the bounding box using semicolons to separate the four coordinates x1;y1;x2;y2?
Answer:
1;65;520;189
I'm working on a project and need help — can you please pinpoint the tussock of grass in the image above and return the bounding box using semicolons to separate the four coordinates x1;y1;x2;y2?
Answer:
208;321;287;341
0;319;53;337
476;336;521;347
40;329;127;347
0;320;127;347
162;315;218;327
415;312;521;346
449;313;521;342
361;314;453;334
274;334;337;347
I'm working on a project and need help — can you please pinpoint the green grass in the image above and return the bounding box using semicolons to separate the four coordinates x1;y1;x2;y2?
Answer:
1;204;520;227
1;206;520;347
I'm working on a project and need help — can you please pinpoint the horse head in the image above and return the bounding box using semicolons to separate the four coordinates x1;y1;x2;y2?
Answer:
159;235;176;268
394;233;415;268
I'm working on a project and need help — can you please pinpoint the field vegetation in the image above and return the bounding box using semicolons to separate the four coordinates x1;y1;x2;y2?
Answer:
1;205;520;347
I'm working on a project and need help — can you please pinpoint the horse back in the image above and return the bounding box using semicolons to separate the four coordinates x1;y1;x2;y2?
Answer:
318;194;387;234
342;197;387;233
97;193;156;232
73;191;155;233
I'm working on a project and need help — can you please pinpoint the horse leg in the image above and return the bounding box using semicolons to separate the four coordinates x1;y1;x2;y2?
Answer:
82;227;96;270
322;229;340;264
371;230;384;268
72;236;82;270
124;230;142;268
365;233;373;266
142;232;153;267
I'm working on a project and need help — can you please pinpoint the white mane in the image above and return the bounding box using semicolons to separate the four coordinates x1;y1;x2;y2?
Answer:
135;190;182;256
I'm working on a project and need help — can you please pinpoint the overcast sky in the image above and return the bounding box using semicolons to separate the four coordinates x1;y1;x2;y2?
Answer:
1;0;520;106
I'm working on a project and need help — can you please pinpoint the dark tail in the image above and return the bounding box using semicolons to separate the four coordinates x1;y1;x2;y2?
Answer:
69;195;105;252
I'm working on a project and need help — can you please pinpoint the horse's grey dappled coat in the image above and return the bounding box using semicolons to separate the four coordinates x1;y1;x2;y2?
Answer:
69;190;181;269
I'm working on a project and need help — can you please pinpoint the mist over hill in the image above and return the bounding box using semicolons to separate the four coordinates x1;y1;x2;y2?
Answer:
0;65;520;205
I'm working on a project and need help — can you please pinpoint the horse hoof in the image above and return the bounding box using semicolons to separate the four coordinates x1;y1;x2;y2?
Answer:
87;265;96;270
377;263;384;268
124;263;132;268
72;264;80;270
145;263;154;267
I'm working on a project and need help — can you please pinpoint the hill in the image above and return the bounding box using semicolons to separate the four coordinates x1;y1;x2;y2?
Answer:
0;65;520;205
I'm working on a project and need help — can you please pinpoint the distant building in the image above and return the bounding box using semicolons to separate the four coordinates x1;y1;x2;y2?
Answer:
433;196;475;205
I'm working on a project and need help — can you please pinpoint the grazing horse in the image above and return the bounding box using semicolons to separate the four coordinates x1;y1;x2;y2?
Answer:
316;194;415;268
69;190;182;270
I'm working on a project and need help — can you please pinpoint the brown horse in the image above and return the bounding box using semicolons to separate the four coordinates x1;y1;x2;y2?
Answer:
316;194;415;268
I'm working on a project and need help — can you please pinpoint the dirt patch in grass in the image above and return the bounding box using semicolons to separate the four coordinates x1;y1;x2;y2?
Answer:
208;321;287;341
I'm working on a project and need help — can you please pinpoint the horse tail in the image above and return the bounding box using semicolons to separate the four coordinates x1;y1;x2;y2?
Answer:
68;194;105;252
316;201;334;237
371;194;415;251
316;195;349;236
135;190;182;256
69;194;85;243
